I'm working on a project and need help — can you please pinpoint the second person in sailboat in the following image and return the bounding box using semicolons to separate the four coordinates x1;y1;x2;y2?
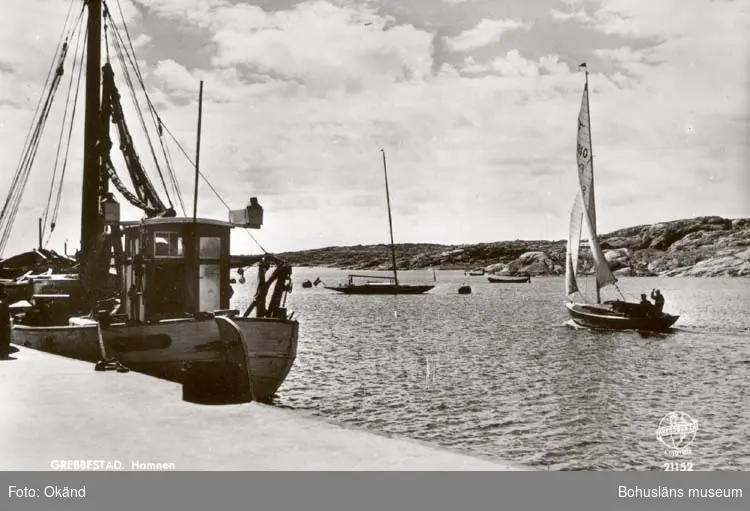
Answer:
651;289;665;314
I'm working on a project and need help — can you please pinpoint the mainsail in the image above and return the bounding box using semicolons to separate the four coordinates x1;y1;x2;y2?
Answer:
575;74;617;296
576;81;596;231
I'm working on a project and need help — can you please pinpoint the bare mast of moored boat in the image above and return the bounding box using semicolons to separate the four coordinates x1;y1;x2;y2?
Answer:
381;149;399;286
323;150;434;294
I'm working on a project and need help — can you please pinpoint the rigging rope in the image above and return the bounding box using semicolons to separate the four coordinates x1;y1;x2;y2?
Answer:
47;25;88;248
161;128;188;215
42;7;87;243
0;0;82;255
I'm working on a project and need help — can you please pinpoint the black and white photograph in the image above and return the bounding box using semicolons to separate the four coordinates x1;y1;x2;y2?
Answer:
0;0;748;493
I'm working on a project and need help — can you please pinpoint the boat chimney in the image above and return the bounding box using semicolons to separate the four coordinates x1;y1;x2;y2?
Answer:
229;197;263;229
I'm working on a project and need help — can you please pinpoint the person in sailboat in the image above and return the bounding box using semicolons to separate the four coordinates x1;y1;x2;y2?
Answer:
639;293;655;317
651;289;665;314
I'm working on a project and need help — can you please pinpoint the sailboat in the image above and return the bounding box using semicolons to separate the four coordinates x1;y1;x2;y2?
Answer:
4;0;298;402
564;65;679;331
325;150;434;295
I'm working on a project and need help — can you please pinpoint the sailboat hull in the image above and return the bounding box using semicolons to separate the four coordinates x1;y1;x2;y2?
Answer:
566;302;679;332
324;284;434;295
11;316;298;403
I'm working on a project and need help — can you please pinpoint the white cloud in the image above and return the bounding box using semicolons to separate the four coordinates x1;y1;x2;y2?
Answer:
593;46;649;64
170;2;435;95
459;51;572;78
131;33;152;49
491;50;542;77
443;18;531;52
549;8;595;23
131;0;228;26
590;0;749;116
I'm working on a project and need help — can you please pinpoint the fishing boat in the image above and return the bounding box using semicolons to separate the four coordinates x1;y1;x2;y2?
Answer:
325;150;434;295
564;65;678;332
5;0;298;402
487;274;530;284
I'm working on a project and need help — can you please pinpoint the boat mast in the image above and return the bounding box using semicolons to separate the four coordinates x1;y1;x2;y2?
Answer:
583;68;601;304
192;81;204;312
381;149;399;286
193;80;204;223
80;0;103;259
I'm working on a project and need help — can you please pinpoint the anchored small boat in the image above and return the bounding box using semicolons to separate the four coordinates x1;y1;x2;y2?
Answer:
488;274;530;284
325;150;434;295
564;65;678;332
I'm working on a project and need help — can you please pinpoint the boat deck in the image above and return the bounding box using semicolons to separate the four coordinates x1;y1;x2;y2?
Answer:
0;347;527;471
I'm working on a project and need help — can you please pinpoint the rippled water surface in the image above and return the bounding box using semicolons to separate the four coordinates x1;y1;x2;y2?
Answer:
233;268;750;470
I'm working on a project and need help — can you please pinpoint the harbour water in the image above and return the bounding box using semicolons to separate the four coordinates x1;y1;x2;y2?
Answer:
232;268;749;470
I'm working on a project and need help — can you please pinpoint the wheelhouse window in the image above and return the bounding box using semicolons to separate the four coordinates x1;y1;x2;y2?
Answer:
154;232;184;258
199;237;222;259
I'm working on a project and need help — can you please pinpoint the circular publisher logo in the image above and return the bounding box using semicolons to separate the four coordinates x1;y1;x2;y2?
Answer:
656;411;698;457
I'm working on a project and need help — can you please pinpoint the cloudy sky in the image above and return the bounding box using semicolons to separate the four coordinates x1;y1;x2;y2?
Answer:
0;0;748;255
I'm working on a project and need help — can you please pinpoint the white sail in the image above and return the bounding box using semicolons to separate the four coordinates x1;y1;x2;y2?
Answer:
565;191;583;298
576;78;617;292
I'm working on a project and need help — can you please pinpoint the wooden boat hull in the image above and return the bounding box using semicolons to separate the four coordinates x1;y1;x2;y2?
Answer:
11;316;298;403
566;302;679;332
487;275;530;283
324;284;434;295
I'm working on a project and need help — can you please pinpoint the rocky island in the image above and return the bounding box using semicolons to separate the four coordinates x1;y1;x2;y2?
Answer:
269;216;750;278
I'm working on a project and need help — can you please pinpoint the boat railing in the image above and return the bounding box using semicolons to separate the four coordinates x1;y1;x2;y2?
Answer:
347;274;395;281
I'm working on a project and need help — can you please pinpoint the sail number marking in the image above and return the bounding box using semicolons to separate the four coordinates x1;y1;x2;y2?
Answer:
577;144;589;160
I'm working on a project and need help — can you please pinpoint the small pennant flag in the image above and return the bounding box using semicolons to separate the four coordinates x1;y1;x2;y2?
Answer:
579;62;587;68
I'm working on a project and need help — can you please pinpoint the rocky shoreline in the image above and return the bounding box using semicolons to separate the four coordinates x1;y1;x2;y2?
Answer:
272;216;750;277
